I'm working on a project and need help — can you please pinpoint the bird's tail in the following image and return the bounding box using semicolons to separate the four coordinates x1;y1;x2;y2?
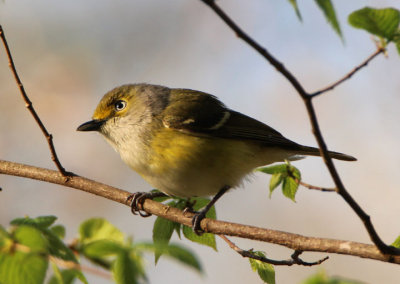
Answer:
296;145;357;161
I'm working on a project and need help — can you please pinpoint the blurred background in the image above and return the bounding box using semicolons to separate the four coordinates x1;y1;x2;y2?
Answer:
1;1;400;283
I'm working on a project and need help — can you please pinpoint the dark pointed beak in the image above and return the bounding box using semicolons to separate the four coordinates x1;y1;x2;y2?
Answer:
77;119;106;132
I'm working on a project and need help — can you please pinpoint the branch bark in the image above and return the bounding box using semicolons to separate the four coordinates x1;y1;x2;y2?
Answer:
1;159;399;264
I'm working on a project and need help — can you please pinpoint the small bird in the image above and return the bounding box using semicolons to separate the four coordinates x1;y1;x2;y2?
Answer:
77;84;356;232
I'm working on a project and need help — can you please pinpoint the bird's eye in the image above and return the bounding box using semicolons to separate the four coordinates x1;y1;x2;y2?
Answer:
114;100;127;111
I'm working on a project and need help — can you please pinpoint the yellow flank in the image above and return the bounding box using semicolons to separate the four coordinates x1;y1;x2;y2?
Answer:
150;128;209;175
145;126;265;197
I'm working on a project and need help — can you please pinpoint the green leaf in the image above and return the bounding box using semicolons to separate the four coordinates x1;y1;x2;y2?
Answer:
48;269;79;284
395;37;400;55
257;164;288;175
11;215;57;229
152;217;175;263
113;250;137;284
83;239;124;258
290;164;301;180
249;251;275;284
0;225;11;249
50;225;66;239
0;251;48;284
282;176;299;202
287;0;302;21
0;224;9;237
394;31;400;54
134;242;202;273
14;225;48;253
79;218;124;244
259;162;301;201
152;198;217;260
174;222;182;239
349;7;400;41
314;0;342;39
182;225;217;250
269;173;283;197
45;229;77;262
10;216;76;261
179;197;217;249
391;235;400;248
49;264;89;284
112;250;146;284
74;270;89;284
160;243;202;273
49;263;64;284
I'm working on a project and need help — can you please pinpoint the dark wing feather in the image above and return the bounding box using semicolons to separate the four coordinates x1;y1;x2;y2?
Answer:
162;89;302;149
212;110;302;148
162;89;229;132
161;89;356;161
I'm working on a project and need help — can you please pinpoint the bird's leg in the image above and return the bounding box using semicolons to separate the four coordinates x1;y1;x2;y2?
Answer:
127;191;167;217
192;185;230;235
182;198;197;214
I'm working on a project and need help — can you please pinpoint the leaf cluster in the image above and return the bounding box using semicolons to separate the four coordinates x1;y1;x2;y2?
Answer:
152;195;217;260
349;7;400;53
0;216;202;284
257;161;301;202
289;2;400;53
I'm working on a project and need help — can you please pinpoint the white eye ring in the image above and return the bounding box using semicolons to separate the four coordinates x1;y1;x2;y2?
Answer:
115;100;127;111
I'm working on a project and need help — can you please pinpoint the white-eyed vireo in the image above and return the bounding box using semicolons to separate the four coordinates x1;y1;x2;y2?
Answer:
77;84;355;232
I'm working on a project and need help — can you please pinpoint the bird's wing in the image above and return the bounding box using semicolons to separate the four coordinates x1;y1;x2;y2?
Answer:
161;89;301;148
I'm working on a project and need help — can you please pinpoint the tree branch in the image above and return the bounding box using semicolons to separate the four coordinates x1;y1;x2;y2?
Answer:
200;0;399;256
218;235;329;266
0;25;67;177
1;159;399;264
310;47;385;97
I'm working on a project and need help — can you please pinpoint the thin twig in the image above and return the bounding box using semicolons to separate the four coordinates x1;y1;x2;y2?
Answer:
0;25;68;177
200;0;400;256
286;164;336;192
298;180;336;192
291;250;329;266
1;160;400;264
200;0;307;97
218;235;328;266
310;47;385;97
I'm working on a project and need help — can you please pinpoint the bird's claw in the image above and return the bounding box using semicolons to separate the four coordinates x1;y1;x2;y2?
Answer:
191;210;206;236
127;192;153;217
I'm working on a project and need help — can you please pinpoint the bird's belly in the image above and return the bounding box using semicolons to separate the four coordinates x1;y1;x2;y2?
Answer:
135;132;288;197
144;166;231;197
121;130;292;197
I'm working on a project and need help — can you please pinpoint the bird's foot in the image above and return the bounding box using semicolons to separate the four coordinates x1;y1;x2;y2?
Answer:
191;210;207;236
127;191;166;217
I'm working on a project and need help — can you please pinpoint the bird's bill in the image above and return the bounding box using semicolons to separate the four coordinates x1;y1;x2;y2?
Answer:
77;119;106;132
